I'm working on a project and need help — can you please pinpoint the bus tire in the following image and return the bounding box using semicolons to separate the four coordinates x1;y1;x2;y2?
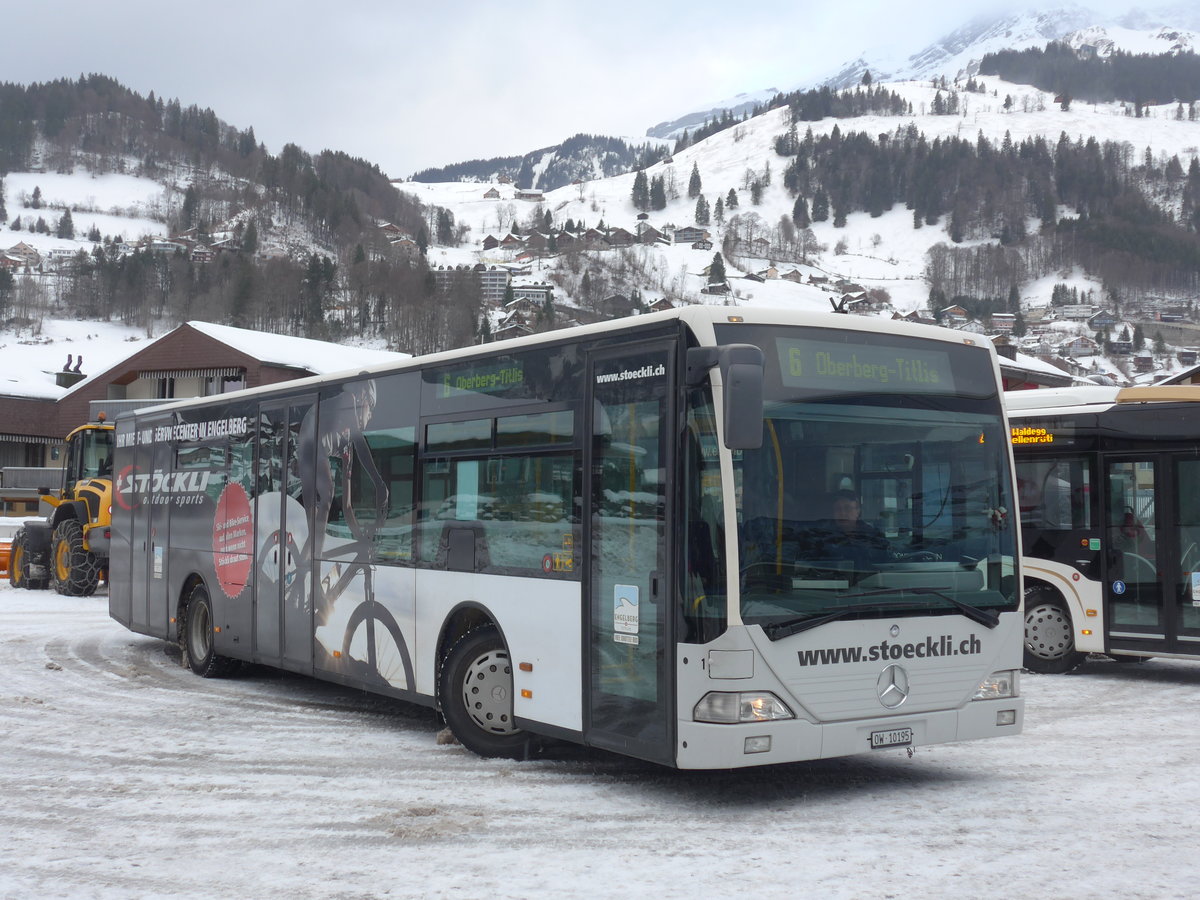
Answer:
50;520;100;596
1023;585;1083;674
9;528;49;590
183;582;240;678
439;626;533;759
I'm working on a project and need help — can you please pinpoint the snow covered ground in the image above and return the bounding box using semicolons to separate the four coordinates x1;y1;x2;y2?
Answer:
2;585;1199;899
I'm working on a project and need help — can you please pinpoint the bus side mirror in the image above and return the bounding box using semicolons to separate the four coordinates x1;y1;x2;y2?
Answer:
687;344;764;450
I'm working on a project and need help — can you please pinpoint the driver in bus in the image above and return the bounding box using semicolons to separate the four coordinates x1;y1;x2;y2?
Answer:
810;490;891;570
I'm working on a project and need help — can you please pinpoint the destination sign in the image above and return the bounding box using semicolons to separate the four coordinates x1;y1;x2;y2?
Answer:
437;359;525;398
776;337;954;394
1011;426;1055;445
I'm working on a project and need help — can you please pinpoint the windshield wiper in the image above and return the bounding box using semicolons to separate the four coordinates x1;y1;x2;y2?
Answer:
761;587;1000;642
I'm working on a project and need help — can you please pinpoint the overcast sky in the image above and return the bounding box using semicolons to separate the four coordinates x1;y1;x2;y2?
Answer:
1;0;1158;178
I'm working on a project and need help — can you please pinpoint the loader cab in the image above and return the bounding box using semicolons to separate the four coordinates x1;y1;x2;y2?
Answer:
62;422;115;497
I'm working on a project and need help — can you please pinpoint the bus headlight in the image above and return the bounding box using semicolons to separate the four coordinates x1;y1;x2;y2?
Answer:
973;670;1018;700
694;692;794;724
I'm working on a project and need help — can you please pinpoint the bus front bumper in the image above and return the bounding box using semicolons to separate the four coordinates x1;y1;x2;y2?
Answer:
674;696;1024;769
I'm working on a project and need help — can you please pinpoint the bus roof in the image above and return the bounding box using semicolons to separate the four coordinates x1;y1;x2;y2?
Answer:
1006;383;1200;417
115;306;995;421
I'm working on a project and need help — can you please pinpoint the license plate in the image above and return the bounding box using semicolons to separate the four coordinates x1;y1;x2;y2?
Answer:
870;727;913;749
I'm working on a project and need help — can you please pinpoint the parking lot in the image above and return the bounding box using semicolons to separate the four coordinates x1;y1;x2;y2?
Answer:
2;586;1198;899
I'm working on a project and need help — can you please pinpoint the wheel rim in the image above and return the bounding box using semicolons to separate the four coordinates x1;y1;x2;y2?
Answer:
55;539;71;581
1025;601;1074;661
12;544;24;584
189;599;212;661
461;649;517;735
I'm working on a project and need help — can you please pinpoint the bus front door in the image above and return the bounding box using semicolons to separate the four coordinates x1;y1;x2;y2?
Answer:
253;397;317;671
584;342;675;765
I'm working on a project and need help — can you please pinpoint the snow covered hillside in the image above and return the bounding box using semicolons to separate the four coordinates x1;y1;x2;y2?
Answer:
400;73;1199;319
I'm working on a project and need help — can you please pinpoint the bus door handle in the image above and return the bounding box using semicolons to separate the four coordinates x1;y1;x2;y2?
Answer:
650;571;660;599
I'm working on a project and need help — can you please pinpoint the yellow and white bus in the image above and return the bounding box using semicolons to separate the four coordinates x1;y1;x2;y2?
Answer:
1010;384;1200;673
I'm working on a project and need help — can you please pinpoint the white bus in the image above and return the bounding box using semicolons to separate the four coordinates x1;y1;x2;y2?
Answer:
109;307;1023;768
1009;384;1200;673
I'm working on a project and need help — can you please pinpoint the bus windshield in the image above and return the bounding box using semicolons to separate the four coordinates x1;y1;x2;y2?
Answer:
716;325;1019;635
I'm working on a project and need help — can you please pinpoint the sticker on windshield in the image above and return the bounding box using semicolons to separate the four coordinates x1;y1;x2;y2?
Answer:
614;584;640;645
1191;572;1200;607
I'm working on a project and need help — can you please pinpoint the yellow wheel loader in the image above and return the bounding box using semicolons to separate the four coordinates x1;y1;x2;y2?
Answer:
8;416;114;596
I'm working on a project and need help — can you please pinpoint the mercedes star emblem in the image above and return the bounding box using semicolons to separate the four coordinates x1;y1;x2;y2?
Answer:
877;664;910;709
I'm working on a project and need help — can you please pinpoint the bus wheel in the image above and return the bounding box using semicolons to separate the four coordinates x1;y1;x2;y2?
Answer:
1023;586;1083;674
439;626;533;759
50;520;100;596
183;583;240;678
9;529;48;590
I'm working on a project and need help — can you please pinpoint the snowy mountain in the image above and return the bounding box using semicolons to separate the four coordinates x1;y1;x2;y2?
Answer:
649;6;1200;140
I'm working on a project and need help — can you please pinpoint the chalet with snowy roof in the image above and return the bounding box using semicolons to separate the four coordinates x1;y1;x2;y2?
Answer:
482;235;500;251
743;272;765;283
0;321;405;470
778;269;803;284
489;317;535;343
1088;309;1119;329
597;294;637;318
648;298;675;313
690;240;713;251
500;233;524;250
939;305;970;326
759;265;779;280
390;237;420;258
378;223;410;240
898;309;937;326
483;187;501;199
514;188;544;202
524;232;551;252
1057;335;1099;357
554;230;577;249
808;274;829;285
638;226;666;245
0;253;22;270
6;242;40;267
701;282;730;296
606;228;636;248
